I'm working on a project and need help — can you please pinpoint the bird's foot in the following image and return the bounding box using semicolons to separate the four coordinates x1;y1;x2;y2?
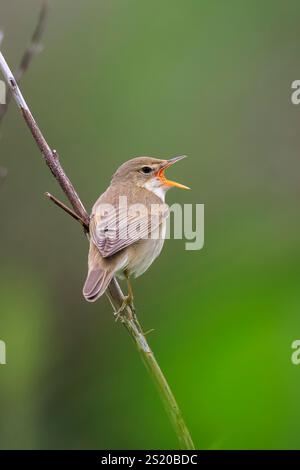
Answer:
114;295;135;322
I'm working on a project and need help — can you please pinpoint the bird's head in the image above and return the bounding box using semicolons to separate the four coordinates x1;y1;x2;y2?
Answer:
111;156;190;199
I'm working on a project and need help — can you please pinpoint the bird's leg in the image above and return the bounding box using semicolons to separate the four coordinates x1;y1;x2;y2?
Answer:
113;274;154;335
126;274;134;307
114;270;136;321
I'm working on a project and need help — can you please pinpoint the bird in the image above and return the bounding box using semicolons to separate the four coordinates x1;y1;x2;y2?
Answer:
83;155;189;310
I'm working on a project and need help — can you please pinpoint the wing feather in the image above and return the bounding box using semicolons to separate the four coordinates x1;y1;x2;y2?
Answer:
90;199;168;258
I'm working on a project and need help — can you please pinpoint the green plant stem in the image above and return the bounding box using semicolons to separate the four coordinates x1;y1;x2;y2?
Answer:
107;279;195;450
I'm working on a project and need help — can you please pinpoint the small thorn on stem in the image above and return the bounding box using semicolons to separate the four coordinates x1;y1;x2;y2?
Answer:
143;328;155;336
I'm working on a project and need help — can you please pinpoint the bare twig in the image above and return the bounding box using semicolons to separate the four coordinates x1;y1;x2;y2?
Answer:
45;191;88;229
15;1;49;82
0;1;49;123
0;50;195;449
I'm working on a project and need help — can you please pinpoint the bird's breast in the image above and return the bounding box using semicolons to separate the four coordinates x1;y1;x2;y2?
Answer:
117;220;167;279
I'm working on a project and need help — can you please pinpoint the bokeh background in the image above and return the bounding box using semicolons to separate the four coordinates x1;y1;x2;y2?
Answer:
0;0;300;450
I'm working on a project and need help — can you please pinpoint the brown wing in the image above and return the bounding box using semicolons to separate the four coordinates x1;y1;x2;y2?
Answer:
90;185;169;258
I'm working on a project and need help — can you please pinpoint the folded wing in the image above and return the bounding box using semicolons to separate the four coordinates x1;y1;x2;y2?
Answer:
90;198;169;258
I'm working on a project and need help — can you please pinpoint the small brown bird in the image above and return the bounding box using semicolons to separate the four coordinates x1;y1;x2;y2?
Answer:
83;156;189;308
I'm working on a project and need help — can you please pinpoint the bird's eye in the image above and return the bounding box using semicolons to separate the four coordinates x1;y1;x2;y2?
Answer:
141;166;152;174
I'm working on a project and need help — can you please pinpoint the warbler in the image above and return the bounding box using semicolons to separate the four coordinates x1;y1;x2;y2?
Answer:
83;156;189;307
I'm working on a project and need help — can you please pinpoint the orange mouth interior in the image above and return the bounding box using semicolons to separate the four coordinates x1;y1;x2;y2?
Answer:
157;166;190;190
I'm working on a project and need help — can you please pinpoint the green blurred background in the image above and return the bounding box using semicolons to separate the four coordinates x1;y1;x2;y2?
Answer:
0;0;300;450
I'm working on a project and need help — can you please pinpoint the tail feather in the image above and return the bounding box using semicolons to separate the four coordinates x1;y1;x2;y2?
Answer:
83;268;113;302
83;243;114;302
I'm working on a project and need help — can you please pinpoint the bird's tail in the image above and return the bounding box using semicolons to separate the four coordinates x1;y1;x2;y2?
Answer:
83;243;114;302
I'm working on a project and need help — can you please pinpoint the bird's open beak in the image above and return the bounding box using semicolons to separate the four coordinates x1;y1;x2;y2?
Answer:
156;155;190;190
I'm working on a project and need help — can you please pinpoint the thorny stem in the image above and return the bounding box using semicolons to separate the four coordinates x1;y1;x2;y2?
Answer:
0;46;195;449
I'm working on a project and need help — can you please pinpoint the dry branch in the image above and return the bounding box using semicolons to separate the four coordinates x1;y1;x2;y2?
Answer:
0;1;49;123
